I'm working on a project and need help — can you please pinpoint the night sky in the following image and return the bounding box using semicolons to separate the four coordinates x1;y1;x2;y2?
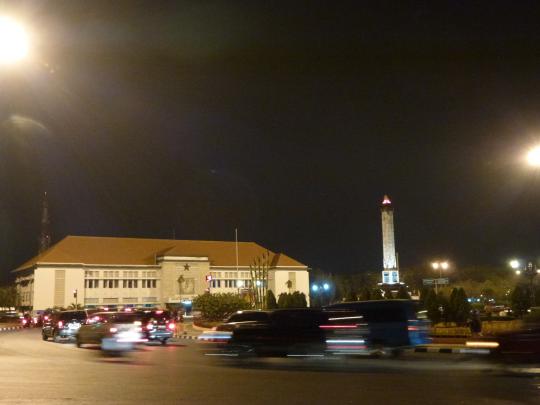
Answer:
2;1;540;283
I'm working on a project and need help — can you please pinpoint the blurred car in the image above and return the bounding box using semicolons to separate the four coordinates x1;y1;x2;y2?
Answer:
76;311;146;352
223;308;368;357
466;323;540;361
216;310;270;332
134;309;175;345
20;313;33;328
326;299;431;355
0;311;20;323
198;310;270;343
42;310;88;342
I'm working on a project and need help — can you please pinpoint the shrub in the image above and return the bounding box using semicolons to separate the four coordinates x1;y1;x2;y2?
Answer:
192;293;250;321
266;290;278;309
278;292;308;308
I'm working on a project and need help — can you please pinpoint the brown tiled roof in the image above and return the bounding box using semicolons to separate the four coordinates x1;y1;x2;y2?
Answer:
14;236;307;271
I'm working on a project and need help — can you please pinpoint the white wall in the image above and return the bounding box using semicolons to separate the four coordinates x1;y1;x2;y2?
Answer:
33;267;55;310
63;268;85;308
270;269;310;305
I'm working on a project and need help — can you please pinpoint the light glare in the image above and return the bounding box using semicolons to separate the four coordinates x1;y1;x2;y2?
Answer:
0;16;29;65
526;146;540;167
509;259;520;269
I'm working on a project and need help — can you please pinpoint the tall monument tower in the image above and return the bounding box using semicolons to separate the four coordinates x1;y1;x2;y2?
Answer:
381;195;399;284
38;192;51;253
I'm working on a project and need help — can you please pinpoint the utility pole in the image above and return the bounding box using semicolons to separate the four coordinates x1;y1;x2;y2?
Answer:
38;192;52;253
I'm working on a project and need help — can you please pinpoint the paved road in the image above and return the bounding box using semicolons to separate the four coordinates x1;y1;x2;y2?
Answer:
0;329;538;404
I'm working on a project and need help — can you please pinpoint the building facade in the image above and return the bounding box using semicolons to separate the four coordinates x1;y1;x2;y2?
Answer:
14;236;310;311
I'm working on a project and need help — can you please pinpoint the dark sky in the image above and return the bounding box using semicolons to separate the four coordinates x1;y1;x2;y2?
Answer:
2;1;540;283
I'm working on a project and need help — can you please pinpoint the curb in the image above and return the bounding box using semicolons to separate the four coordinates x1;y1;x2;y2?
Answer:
0;326;22;332
173;335;199;341
414;346;490;355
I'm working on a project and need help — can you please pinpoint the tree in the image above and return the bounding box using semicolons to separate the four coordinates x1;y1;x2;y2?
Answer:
67;303;84;310
0;286;18;308
437;291;449;323
249;251;271;309
278;292;307;308
277;293;290;308
510;284;530;318
396;285;410;299
192;293;250;321
371;288;384;300
266;290;278;309
419;287;430;309
447;288;470;324
345;287;357;302
358;288;371;301
425;289;442;324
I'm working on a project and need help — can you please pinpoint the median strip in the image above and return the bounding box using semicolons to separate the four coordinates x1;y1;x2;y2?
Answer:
414;345;490;355
0;325;22;332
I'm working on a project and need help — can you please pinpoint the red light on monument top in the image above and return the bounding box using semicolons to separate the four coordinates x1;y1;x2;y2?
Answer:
382;195;391;205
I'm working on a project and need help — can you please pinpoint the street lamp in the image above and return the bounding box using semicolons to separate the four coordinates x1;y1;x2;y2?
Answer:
509;259;539;306
311;282;331;306
526;145;540;167
236;279;244;295
431;261;449;293
0;16;29;65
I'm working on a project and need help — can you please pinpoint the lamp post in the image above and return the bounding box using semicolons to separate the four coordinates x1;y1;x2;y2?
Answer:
0;16;30;66
509;259;539;307
311;282;331;306
431;261;449;294
236;279;244;295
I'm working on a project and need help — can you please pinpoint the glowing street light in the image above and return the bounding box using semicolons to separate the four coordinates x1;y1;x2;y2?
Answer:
0;16;29;65
311;284;319;292
431;261;450;293
323;283;330;291
526;145;540;167
509;259;520;269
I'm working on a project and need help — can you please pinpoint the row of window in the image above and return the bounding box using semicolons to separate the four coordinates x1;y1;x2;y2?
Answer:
85;279;157;289
210;271;250;279
84;270;158;279
210;279;267;288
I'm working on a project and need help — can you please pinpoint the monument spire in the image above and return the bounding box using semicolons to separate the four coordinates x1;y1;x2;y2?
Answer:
381;195;399;285
38;192;51;253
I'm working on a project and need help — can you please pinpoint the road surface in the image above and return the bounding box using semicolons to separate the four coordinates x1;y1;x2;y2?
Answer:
0;329;538;404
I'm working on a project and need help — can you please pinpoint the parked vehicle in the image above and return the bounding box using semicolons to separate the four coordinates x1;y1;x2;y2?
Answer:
325;299;431;355
76;311;146;353
133;309;175;345
42;310;88;342
0;311;20;323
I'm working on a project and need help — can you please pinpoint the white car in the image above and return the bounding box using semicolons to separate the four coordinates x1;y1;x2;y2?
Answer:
76;312;146;353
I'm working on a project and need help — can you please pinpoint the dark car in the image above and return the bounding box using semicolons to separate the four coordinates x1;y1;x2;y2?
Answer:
42;310;88;342
226;308;367;357
466;323;540;362
326;300;431;354
216;311;270;332
134;309;175;345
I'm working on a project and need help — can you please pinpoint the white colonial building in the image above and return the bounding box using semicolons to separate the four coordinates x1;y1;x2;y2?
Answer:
13;236;310;311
